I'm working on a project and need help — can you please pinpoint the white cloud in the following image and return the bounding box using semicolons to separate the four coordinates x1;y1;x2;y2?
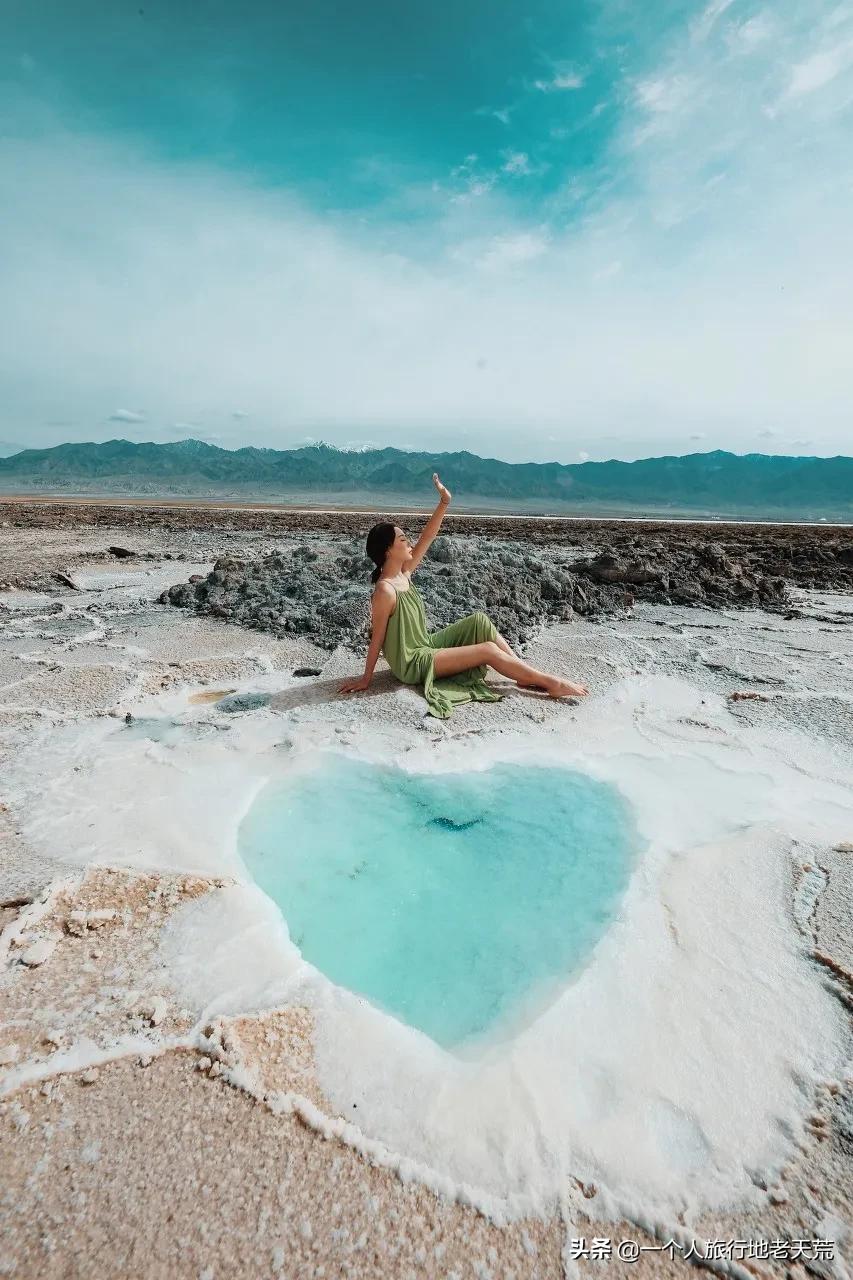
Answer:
633;74;693;116
786;44;853;97
534;71;584;92
109;408;146;423
475;231;551;272
502;151;532;176
2;123;848;459
726;13;775;53
691;0;736;43
578;450;590;461
448;155;499;202
3;0;853;465
613;0;853;256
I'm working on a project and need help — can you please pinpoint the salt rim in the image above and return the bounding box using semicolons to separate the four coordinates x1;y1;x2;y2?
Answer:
4;672;852;1228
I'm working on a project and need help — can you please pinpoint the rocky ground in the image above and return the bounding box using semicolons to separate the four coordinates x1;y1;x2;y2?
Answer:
1;500;852;1280
3;499;852;653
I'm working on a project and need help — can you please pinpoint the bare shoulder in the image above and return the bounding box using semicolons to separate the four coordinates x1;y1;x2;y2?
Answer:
371;580;397;611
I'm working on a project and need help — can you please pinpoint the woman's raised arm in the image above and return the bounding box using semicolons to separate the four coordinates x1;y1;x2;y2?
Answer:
408;473;451;573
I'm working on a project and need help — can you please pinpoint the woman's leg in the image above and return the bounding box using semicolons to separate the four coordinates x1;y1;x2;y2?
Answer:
430;614;551;691
432;641;588;698
492;630;515;658
491;630;551;690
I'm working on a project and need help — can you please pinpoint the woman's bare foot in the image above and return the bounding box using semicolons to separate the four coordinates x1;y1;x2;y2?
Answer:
547;678;588;698
515;675;588;697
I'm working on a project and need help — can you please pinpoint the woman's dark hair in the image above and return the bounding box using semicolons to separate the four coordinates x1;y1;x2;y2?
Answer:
365;522;396;584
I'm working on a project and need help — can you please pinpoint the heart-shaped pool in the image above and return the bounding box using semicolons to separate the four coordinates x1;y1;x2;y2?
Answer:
239;756;638;1047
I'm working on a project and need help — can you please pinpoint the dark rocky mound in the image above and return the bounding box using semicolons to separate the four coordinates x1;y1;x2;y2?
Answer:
158;536;625;649
570;540;788;608
159;533;791;652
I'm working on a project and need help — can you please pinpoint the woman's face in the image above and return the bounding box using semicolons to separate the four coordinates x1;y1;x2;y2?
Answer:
393;526;413;564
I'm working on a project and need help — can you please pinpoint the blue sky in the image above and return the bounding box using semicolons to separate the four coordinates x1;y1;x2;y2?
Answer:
2;0;852;461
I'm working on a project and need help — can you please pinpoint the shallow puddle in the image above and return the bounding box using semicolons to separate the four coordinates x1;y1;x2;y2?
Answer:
239;757;638;1047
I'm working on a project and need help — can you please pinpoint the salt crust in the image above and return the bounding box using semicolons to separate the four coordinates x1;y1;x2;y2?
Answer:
5;671;852;1230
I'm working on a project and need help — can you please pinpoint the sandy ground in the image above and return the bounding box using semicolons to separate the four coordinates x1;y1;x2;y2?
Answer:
1;516;852;1280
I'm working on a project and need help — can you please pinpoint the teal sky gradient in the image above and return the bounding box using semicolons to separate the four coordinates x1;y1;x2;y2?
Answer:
7;0;632;216
2;0;852;460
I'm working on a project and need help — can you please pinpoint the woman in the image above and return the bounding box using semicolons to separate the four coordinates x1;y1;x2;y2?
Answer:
339;474;589;719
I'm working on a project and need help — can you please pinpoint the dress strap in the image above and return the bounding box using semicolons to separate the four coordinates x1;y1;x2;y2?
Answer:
380;574;411;596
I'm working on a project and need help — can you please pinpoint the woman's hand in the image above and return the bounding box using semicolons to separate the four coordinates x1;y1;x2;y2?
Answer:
432;473;451;505
339;674;372;695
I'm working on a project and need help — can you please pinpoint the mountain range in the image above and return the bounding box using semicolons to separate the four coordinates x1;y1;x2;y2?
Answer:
0;438;850;519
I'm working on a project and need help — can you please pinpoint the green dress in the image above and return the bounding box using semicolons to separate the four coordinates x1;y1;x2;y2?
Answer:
381;576;503;719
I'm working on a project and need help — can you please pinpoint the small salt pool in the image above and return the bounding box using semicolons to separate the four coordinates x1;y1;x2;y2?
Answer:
239;757;638;1047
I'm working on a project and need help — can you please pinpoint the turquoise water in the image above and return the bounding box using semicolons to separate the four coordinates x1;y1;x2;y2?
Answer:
239;757;638;1047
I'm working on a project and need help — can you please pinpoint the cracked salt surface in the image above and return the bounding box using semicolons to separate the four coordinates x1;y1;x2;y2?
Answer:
2;573;853;1232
